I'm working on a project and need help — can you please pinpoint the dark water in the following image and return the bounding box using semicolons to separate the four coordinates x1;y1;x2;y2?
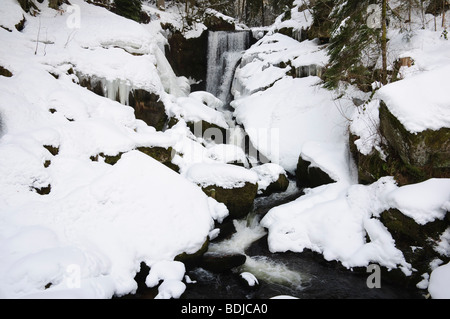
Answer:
181;181;424;300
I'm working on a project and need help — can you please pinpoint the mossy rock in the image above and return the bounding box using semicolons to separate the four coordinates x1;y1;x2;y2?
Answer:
296;156;335;188
187;120;228;144
380;208;449;281
202;182;258;220
129;90;168;131
90;152;124;165
259;174;289;196
174;237;209;269
137;146;173;164
380;101;450;170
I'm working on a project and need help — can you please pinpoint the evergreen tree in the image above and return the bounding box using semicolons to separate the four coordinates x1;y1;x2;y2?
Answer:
322;0;384;91
114;0;142;22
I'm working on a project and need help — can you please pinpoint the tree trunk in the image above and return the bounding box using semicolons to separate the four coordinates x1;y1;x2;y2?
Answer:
381;0;388;85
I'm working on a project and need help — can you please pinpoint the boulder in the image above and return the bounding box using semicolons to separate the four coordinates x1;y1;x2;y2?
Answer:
262;173;289;195
202;182;258;220
186;163;259;219
380;208;449;284
379;101;450;182
175;238;209;269
200;252;246;273
128;89;168;131
296;156;335;188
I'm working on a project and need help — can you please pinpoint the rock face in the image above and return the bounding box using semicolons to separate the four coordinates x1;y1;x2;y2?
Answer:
296;156;335;188
129;90;167;131
165;30;208;92
77;73;168;131
202;182;258;220
379;101;450;182
350;100;450;287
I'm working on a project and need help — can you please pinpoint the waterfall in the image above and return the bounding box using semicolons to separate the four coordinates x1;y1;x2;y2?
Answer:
206;31;251;107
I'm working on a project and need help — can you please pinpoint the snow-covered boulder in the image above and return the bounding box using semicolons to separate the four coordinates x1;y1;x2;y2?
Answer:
186;163;259;219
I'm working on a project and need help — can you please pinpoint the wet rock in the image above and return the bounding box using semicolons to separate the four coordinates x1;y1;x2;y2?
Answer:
380;208;449;286
259;173;289;196
296;156;335;188
200;252;246;273
175;238;210;269
187;120;228;144
202;182;258;220
165;30;208;91
204;14;235;32
129;90;168;131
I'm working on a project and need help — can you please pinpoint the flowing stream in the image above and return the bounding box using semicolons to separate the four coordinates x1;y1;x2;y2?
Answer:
182;180;423;299
180;31;423;299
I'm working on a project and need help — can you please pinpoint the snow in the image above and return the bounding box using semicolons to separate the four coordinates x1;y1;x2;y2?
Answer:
145;260;186;299
232;76;352;174
251;163;287;194
170;96;229;129
377;63;450;133
429;262;450;299
1;0;449;300
349;99;384;157
185;163;259;189
261;177;411;273
240;272;259;287
0;0;232;299
0;0;24;32
385;178;450;225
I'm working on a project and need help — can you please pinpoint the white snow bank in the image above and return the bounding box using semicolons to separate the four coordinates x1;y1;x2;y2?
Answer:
185;163;259;189
0;0;24;31
233;33;328;98
206;144;249;167
262;174;450;273
261;177;411;273
385;178;450;225
232;76;352;174
377;63;450;133
145;260;186;299
0;0;231;299
300;141;357;184
349;99;384;156
0;151;227;298
171;96;229;129
429;262;450;299
189;91;224;110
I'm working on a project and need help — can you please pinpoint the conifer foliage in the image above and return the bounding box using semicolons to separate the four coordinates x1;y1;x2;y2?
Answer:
323;0;383;91
114;0;142;22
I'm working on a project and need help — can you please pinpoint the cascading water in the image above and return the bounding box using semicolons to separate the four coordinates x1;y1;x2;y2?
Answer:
206;31;251;108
